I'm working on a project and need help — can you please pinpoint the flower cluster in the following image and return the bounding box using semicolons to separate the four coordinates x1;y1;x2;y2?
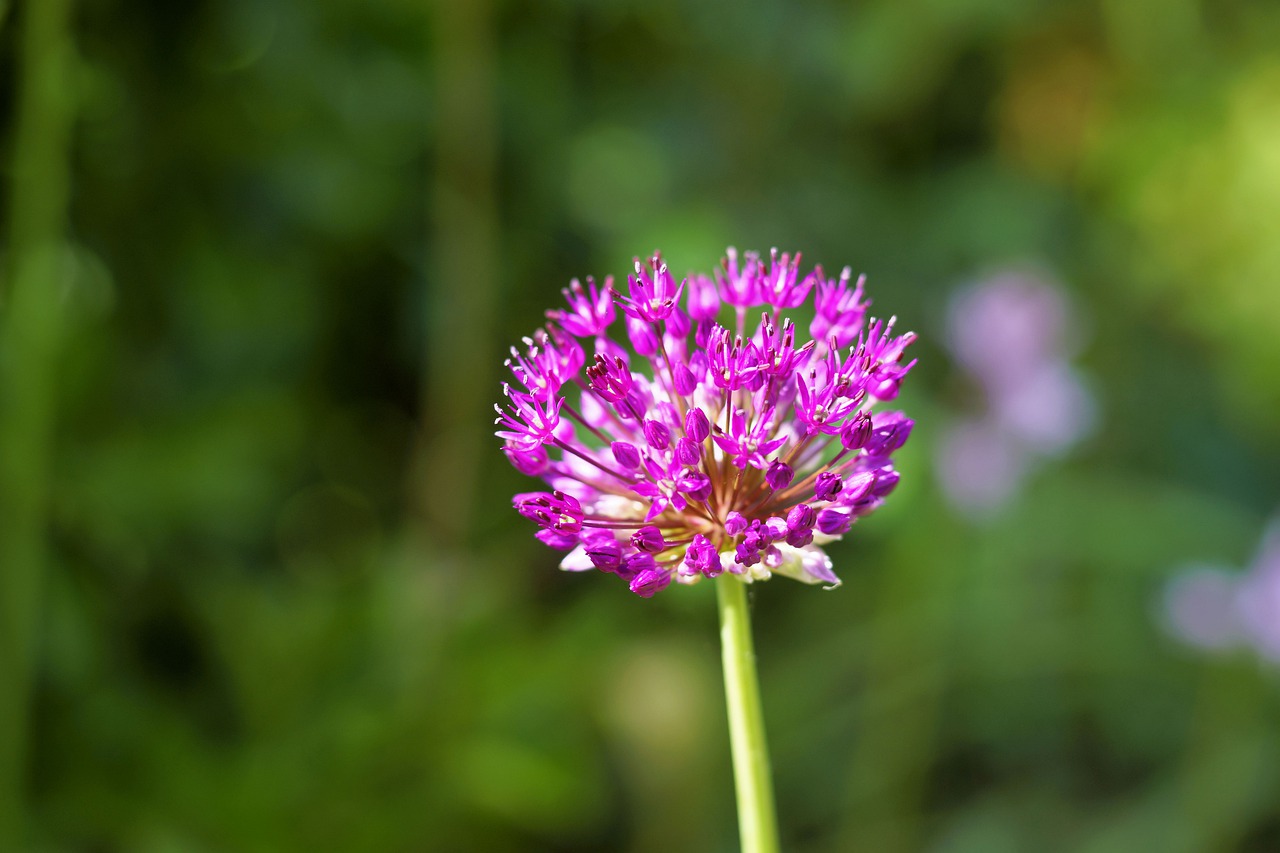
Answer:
496;249;917;597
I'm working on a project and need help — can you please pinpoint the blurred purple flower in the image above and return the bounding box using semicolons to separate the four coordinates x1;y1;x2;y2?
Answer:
935;419;1028;511
1162;568;1244;651
937;267;1096;516
1163;518;1280;661
497;249;918;596
947;271;1071;392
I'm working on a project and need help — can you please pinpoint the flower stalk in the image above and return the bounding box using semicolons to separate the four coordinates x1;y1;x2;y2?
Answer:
0;0;76;845
717;575;780;853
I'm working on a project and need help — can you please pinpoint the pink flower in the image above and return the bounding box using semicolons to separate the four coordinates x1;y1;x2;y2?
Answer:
496;249;917;595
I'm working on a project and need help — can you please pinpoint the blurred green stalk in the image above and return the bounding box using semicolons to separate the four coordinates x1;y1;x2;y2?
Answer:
421;0;498;544
0;0;76;845
716;576;780;853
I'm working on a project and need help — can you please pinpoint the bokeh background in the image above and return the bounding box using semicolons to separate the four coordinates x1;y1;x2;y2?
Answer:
2;0;1279;850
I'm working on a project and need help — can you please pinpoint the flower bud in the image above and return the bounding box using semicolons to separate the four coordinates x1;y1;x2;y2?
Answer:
816;507;852;536
666;305;691;338
814;471;843;501
631;525;666;553
627;316;659;356
840;470;877;504
611;441;641;469
629;567;672;597
584;535;623;571
673;363;698;395
675;437;701;466
765;460;794;490
536;529;578;549
503;444;550;476
685;407;711;442
865;412;913;455
677;471;713;502
786;503;816;531
840;412;873;450
620;552;655;581
643;419;671;450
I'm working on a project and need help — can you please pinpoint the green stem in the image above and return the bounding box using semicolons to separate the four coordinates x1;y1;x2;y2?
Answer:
0;0;76;845
716;575;780;853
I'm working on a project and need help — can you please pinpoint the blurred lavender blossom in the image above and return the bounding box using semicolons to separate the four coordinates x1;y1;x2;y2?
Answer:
937;268;1096;517
1164;519;1280;661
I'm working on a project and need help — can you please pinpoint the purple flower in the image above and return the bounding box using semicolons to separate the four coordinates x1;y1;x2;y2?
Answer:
514;491;583;534
536;528;578;550
586;354;633;403
497;248;917;596
686;273;721;321
758;249;812;310
672;362;698;395
755;314;814;378
712;407;788;470
786;504;816;531
618;254;686;322
717;247;762;307
947;269;1072;391
675;436;701;466
794;346;869;435
839;469;878;506
505;328;582;403
816;507;852;536
936;268;1096;518
494;384;562;451
810;268;868;348
1164;518;1280;662
860;316;918;401
548;276;615;338
707;326;762;391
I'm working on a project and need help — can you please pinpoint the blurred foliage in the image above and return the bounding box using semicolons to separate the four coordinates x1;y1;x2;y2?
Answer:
1;0;1279;850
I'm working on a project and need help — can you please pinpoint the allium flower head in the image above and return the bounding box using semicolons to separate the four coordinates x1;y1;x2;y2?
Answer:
496;249;917;596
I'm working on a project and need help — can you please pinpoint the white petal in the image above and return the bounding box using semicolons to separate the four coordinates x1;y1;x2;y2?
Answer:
559;545;595;572
590;495;648;521
768;544;841;589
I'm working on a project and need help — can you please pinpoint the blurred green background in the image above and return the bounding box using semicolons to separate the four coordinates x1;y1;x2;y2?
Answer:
2;0;1279;850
